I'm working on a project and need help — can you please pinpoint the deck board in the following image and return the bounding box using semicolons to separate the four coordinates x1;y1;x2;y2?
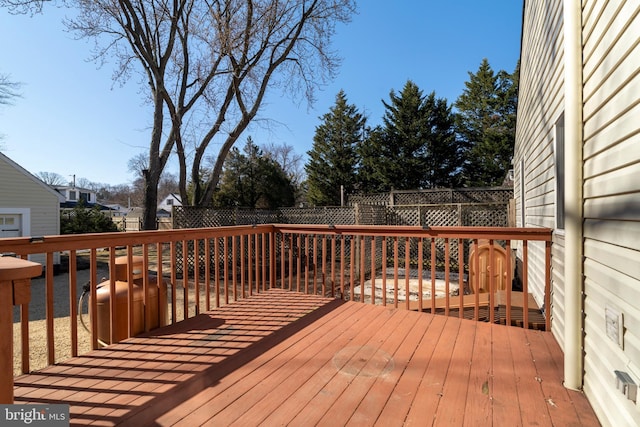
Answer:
12;289;600;426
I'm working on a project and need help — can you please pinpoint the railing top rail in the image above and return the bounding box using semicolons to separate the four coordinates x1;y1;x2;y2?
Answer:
0;224;275;256
271;224;553;241
0;223;552;257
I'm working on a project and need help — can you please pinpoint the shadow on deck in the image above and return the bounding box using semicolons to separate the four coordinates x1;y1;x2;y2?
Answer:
14;289;599;426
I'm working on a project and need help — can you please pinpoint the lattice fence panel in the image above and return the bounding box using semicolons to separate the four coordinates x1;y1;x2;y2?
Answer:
279;207;355;225
348;187;512;206
356;204;387;225
393;190;455;205
385;207;421;226
452;188;513;203
462;204;508;227
422;205;460;227
347;193;389;206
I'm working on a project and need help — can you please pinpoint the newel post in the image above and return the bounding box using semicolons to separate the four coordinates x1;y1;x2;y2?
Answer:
0;257;42;404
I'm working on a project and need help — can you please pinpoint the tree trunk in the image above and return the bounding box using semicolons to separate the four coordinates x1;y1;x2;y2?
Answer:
142;169;158;230
141;93;166;230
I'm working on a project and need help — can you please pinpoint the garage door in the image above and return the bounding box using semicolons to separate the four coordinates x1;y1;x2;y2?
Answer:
0;214;22;238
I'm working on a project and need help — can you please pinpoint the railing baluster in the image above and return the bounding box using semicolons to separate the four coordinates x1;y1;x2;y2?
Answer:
46;252;55;364
269;231;275;290
523;241;529;329
314;235;319;295
240;235;245;300
194;239;201;312
126;247;134;336
488;240;495;324
279;235;285;290
143;244;151;330
405;238;410;310
170;242;178;323
505;240;512;327
252;233;258;295
359;235;366;304
418;238;424;312
69;250;78;357
224;237;230;304
20;294;29;374
382;238;387;307
444;238;450;316
370;237;376;305
545;241;552;331
296;235;302;293
322;235;328;297
90;248;98;349
204;239;211;310
331;235;336;298
232;236;238;302
430;238;436;313
458;239;464;319
108;249;117;345
472;239;479;321
214;237;220;307
182;240;189;317
349;237;355;302
340;236;346;299
20;252;30;373
298;234;311;293
393;237;399;309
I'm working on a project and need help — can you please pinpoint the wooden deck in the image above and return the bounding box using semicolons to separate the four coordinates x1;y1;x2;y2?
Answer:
13;289;600;426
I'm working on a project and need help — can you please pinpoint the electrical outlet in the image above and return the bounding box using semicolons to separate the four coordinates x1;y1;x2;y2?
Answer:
606;306;624;349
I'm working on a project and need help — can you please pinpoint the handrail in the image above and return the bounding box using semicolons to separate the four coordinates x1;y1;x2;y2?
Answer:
1;224;552;391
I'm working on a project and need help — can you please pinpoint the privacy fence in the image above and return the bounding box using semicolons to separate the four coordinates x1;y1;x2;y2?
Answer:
171;187;514;277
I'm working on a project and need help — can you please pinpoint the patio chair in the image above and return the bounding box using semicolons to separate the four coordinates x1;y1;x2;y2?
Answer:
468;242;508;294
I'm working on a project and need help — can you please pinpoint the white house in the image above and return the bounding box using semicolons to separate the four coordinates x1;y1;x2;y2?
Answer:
157;193;182;216
0;152;63;265
514;1;640;425
52;185;99;208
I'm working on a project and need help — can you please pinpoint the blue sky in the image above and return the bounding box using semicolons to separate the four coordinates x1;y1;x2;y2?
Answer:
0;1;522;187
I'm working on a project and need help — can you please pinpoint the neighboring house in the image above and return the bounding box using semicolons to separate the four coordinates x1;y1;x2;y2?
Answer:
0;152;63;265
515;1;640;425
53;185;99;208
157;193;182;215
103;203;132;218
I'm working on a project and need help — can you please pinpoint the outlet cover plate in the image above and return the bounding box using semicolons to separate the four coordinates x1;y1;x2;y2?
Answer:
606;305;624;349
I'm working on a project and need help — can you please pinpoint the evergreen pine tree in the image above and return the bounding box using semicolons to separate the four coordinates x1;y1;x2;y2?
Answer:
359;80;461;191
455;59;518;186
305;90;364;206
213;137;295;209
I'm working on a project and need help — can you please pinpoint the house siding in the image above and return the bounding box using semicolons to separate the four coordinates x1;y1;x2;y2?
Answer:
515;0;566;346
517;0;640;425
582;0;640;425
0;154;60;265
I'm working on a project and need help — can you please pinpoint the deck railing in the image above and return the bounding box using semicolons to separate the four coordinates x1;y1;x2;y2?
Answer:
0;224;551;401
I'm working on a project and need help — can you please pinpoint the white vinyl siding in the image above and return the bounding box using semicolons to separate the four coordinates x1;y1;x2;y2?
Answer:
582;0;640;424
518;0;640;424
515;0;566;346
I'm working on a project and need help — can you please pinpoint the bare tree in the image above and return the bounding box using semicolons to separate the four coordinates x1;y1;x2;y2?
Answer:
35;171;66;185
262;141;305;187
4;0;355;229
0;0;49;14
0;74;21;106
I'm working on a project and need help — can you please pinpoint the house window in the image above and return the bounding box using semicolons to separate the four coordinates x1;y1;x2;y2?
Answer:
555;113;565;230
69;190;77;201
80;192;90;203
167;199;174;206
